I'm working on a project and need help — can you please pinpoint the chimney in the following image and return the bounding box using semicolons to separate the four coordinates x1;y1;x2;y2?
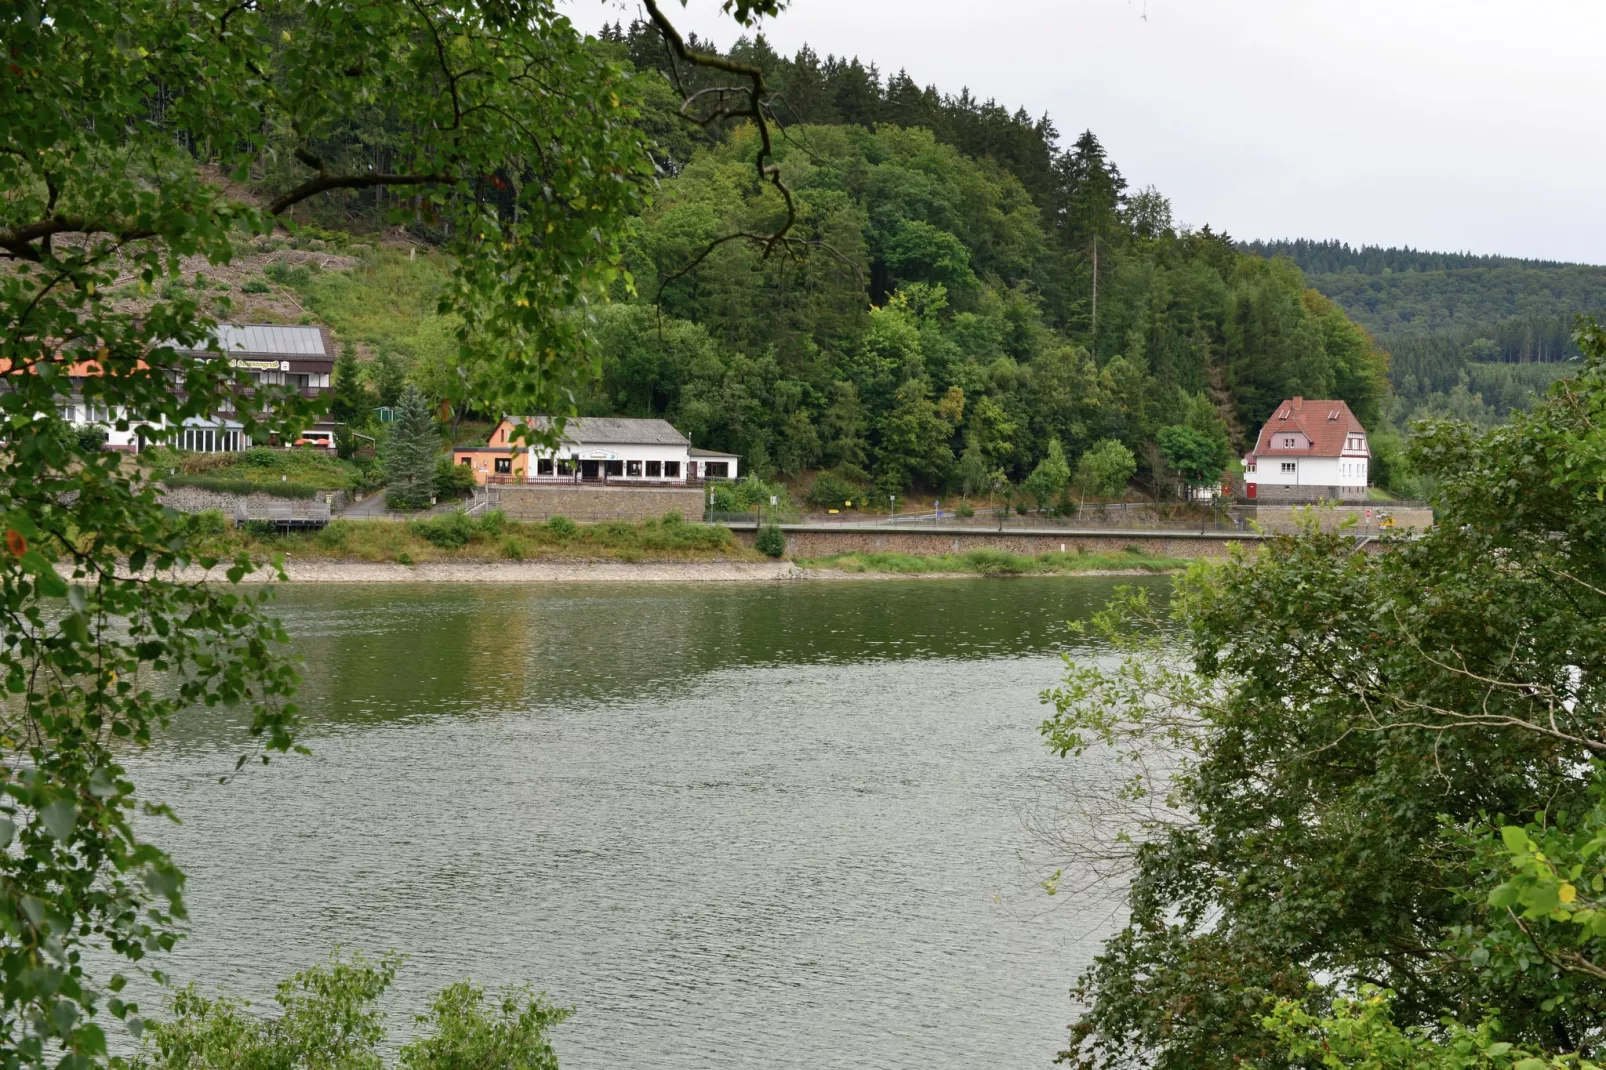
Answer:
1292;396;1303;409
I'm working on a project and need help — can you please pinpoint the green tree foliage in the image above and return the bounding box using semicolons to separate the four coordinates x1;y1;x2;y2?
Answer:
1073;439;1136;500
135;953;569;1070
0;2;659;1061
754;524;787;557
956;440;999;499
330;347;371;426
386;386;442;510
1155;424;1226;495
1242;239;1606;432
592;93;1387;492
1043;323;1606;1069
1265;987;1601;1070
1023;437;1071;511
373;352;408;411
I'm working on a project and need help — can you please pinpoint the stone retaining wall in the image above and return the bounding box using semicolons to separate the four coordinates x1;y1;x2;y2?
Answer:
495;484;707;523
158;485;348;515
1241;502;1434;533
1251;483;1366;502
736;527;1257;559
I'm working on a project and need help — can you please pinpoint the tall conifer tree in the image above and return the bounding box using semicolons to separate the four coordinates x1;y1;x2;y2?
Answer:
385;385;441;509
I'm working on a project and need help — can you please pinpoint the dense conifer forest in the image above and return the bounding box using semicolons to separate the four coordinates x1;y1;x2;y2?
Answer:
1242;238;1606;428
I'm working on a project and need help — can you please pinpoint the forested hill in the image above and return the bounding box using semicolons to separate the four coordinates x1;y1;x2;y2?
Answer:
567;22;1398;493
1240;238;1606;344
1241;238;1606;427
1240;239;1582;276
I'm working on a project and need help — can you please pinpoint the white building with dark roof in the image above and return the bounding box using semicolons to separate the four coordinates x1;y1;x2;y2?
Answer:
56;323;338;452
454;416;739;485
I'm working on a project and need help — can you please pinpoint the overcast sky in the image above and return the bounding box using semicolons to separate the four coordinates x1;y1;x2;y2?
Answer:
570;0;1605;264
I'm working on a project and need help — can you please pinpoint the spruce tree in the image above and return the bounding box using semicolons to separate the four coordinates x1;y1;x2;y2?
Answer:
385;384;441;509
329;345;369;425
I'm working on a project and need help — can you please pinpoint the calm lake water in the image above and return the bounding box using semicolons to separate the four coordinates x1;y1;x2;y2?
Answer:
129;577;1161;1070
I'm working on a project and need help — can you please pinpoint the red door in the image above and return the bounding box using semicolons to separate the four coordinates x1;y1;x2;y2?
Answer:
1245;482;1257;500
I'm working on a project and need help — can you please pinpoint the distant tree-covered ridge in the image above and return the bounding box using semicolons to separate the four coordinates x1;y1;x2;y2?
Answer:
1242;238;1606;348
1240;238;1586;276
1241;238;1606;429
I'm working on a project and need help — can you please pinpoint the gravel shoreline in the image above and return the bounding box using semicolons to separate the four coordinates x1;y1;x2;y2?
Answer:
151;559;1170;584
164;559;806;583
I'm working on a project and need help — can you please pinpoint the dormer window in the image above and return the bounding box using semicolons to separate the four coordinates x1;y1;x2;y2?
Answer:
1282;436;1298;448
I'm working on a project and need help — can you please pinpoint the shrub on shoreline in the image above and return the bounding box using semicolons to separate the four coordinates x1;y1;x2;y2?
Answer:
755;524;787;557
797;548;1188;576
225;513;746;564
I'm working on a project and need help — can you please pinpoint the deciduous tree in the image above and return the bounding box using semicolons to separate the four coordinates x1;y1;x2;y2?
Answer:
0;1;680;1062
1045;323;1606;1069
1073;439;1136;501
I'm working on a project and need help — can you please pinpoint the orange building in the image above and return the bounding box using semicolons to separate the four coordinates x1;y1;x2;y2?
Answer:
450;444;528;484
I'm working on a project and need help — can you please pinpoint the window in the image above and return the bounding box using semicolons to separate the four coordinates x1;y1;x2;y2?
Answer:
663;461;680;478
705;461;730;479
1282;436;1298;448
1281;462;1296;473
626;459;643;477
460;457;472;467
537;457;554;476
556;459;574;476
605;460;623;477
494;457;512;474
646;460;662;478
1245;463;1255;474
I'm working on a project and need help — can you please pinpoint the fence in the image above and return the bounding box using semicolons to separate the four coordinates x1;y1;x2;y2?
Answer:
716;507;1251;533
234;500;331;531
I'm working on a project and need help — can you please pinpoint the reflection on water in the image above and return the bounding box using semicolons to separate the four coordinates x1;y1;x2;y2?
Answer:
132;577;1164;1070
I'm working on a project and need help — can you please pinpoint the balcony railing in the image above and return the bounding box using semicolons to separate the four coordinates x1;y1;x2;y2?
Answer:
483;473;731;488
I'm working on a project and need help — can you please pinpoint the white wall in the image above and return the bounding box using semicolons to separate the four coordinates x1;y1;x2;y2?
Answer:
1252;456;1368;487
529;441;693;481
692;455;739;481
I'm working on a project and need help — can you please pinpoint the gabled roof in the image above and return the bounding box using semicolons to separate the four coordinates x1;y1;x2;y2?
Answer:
510;415;690;446
1247;397;1366;460
3;324;332;377
168;324;333;359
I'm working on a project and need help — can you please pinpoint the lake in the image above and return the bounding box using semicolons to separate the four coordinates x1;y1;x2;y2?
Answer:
130;576;1161;1069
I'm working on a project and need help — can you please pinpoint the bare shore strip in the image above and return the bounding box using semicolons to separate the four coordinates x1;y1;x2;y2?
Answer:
153;559;1169;584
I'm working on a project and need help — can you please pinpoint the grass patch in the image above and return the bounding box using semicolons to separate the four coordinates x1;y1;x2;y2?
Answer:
277;249;458;368
197;512;757;564
797;547;1190;576
145;446;374;493
164;474;323;499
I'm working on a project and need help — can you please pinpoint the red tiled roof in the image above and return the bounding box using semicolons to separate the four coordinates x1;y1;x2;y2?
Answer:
1247;397;1366;460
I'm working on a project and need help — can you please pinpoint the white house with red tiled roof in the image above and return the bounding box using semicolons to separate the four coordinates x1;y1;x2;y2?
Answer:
1242;397;1369;501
